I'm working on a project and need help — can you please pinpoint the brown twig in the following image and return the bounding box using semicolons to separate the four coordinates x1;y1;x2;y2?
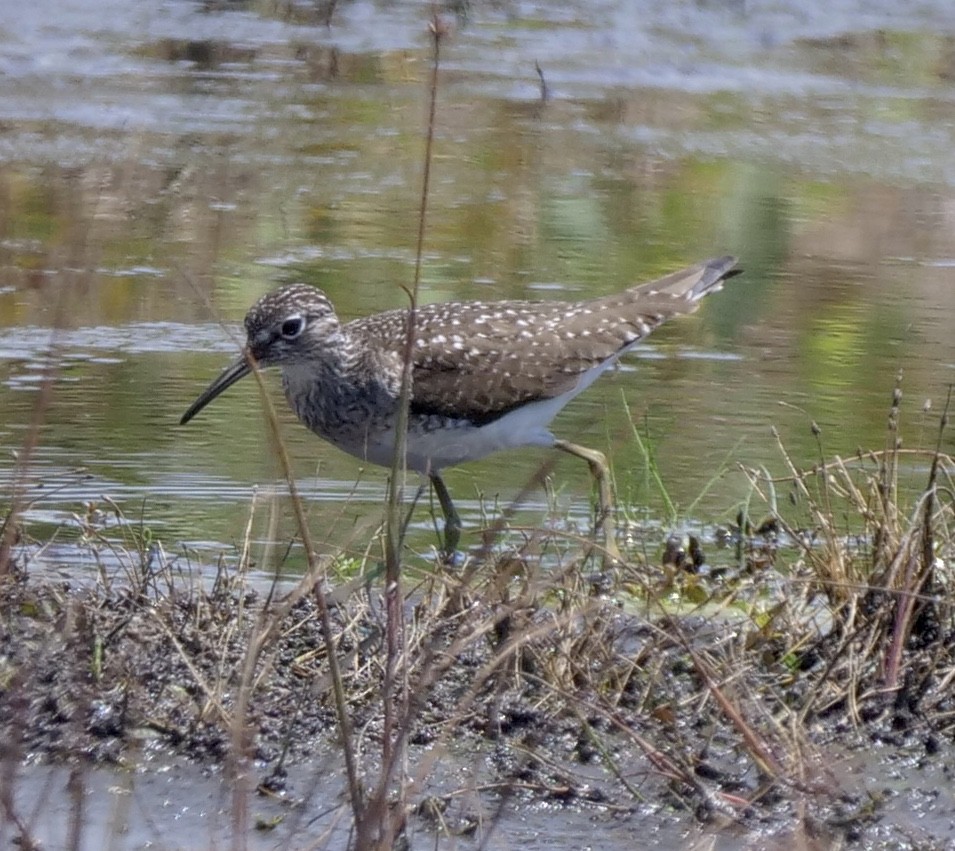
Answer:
365;12;447;851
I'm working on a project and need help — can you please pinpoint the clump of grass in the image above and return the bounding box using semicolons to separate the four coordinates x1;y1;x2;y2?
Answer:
3;373;954;848
740;378;954;727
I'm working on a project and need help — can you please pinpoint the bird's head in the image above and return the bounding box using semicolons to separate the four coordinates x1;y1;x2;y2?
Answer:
179;284;341;425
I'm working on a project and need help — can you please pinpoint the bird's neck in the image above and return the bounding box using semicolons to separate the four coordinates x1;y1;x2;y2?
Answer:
280;329;400;434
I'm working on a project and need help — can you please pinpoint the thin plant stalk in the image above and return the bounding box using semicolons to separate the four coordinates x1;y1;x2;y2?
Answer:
366;13;446;850
247;355;365;821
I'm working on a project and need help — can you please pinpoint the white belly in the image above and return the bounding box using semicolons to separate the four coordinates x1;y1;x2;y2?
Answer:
292;352;624;474
405;402;560;471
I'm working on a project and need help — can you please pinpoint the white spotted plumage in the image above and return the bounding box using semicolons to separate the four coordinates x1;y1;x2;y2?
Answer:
184;255;739;477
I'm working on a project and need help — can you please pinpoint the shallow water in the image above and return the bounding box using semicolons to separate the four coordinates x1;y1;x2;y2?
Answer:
9;740;955;850
1;0;954;571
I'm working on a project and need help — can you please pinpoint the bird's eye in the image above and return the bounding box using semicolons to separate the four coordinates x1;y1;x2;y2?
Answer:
280;316;306;339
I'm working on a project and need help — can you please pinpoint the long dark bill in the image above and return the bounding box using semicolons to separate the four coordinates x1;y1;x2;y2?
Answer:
179;354;254;425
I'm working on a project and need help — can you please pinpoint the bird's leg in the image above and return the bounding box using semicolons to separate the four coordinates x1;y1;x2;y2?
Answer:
554;439;621;564
429;472;462;560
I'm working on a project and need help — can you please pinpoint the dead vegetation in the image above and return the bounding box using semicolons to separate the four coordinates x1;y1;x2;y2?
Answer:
2;13;954;849
0;380;953;849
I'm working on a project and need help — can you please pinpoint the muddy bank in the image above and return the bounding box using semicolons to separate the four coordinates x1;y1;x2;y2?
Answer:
2;515;955;849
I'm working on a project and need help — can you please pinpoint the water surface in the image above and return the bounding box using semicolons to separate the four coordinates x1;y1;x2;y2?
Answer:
2;0;954;571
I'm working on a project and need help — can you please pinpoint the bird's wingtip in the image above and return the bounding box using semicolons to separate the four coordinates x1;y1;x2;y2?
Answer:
692;255;742;299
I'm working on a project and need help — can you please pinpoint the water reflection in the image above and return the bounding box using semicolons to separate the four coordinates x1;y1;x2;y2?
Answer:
1;0;954;571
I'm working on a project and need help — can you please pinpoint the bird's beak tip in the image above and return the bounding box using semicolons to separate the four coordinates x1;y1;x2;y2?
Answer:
179;355;254;428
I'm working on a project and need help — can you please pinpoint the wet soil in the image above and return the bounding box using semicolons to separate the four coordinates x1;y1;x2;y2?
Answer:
3;543;955;849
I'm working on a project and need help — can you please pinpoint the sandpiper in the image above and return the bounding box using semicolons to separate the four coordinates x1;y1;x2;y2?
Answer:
180;255;739;560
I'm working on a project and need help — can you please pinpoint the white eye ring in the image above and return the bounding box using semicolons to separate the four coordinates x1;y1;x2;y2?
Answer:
280;315;306;340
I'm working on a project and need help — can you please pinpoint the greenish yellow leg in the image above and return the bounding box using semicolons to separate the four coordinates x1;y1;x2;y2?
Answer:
430;472;462;559
554;439;621;564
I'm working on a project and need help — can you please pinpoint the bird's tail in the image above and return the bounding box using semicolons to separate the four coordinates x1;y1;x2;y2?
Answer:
635;255;741;302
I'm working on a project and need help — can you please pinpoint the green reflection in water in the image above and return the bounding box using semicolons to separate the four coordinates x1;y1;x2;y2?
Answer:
1;1;954;572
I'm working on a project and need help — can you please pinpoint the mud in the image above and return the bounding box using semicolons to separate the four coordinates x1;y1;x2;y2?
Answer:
3;541;955;849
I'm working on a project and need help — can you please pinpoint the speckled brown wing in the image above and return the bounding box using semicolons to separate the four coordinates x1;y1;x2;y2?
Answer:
406;301;646;424
351;256;738;425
